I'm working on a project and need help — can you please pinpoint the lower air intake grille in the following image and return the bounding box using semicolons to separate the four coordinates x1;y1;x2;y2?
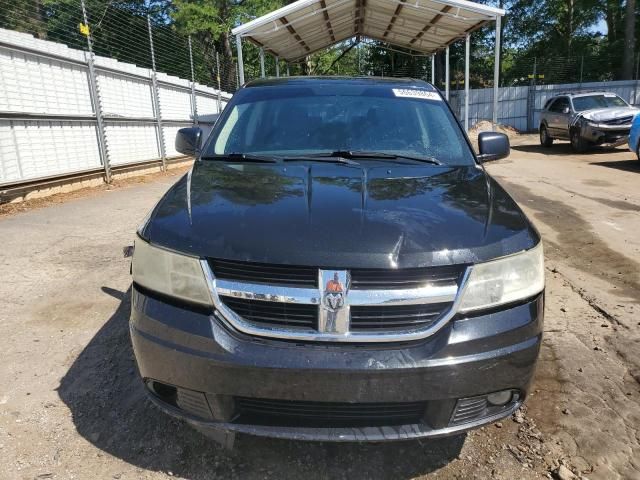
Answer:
221;297;317;330
450;397;488;425
234;397;427;428
350;303;449;331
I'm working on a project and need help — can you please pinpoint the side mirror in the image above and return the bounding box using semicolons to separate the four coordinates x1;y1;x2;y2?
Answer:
198;113;220;124
175;127;202;156
562;107;570;114
477;132;510;163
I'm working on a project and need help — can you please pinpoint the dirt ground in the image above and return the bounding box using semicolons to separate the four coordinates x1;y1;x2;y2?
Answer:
1;135;639;480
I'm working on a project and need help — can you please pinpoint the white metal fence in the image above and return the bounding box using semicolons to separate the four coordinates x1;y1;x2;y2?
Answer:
2;26;640;188
450;79;640;132
0;28;232;185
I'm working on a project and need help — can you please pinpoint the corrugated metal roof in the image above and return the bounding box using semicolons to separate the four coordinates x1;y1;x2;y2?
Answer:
232;0;504;61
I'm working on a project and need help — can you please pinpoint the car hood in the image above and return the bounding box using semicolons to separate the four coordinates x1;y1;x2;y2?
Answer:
578;106;639;122
142;161;539;268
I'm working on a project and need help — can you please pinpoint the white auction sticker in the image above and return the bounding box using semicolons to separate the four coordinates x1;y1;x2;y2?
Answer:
392;88;441;101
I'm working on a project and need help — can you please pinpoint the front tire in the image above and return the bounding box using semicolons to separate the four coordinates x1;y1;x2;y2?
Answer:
540;125;553;147
570;129;588;153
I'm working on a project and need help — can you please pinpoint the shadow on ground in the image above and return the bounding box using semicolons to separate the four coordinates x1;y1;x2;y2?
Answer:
589;159;640;173
511;143;627;157
58;286;465;480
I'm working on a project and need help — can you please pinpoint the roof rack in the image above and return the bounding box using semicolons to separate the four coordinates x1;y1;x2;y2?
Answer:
553;90;612;97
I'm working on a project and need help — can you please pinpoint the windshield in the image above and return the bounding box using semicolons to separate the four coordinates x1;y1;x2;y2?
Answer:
572;94;628;112
204;84;475;166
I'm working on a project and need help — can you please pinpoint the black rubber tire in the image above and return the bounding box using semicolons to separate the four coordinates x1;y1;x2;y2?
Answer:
570;129;589;153
540;125;553;147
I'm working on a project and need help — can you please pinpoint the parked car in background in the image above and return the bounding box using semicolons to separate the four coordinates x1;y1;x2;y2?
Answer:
129;77;545;447
629;112;640;161
539;91;639;152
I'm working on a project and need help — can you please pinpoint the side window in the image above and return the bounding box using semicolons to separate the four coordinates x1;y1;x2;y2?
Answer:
550;97;569;113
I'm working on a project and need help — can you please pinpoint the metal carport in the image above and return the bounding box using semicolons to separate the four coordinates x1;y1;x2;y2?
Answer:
231;0;505;130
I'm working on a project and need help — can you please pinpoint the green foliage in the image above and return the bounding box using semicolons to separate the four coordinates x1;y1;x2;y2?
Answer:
0;0;637;87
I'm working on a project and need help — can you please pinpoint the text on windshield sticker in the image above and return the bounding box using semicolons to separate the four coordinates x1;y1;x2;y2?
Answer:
392;89;441;101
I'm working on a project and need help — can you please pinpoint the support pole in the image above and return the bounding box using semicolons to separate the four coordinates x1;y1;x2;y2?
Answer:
147;15;166;170
275;56;280;77
634;53;640;105
431;54;435;85
259;47;265;78
81;0;111;183
188;36;198;125
464;34;470;131
445;46;450;101
492;15;502;129
235;34;245;86
527;57;537;131
287;63;290;76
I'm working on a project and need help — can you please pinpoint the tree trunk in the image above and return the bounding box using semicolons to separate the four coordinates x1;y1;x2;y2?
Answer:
565;0;574;55
217;32;235;90
622;0;636;79
605;0;618;43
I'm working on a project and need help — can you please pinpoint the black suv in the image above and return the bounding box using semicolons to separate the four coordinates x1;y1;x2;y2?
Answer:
130;77;544;445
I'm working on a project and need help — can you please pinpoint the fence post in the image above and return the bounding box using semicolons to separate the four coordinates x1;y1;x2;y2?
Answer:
80;0;111;183
215;51;222;113
526;57;537;132
147;15;167;171
188;36;198;125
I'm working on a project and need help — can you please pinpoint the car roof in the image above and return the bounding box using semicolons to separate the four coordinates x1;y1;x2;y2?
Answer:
243;76;437;90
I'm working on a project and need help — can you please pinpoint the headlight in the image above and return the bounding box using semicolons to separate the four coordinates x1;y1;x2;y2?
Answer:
132;238;212;307
458;243;544;313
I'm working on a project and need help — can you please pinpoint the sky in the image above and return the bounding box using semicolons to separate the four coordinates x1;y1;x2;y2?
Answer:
589;18;608;35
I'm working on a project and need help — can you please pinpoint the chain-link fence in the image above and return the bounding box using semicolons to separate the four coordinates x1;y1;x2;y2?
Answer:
0;0;240;93
0;0;236;186
1;2;640;188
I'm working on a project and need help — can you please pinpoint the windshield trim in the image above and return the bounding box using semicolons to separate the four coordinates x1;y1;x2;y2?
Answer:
571;94;629;112
199;85;478;168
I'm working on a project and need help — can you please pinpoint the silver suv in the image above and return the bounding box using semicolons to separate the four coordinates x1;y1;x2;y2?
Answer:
539;92;638;152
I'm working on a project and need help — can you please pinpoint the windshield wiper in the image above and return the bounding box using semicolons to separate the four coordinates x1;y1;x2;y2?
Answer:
300;150;442;165
281;154;360;165
200;153;280;163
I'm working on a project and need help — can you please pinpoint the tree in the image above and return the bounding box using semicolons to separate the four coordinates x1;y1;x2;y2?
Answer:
171;0;284;89
622;0;636;79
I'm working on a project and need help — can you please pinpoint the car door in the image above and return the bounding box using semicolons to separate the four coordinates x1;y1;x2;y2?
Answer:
548;97;571;138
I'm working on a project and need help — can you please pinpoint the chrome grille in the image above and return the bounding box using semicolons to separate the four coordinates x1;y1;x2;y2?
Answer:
350;303;449;331
601;116;633;126
203;259;467;343
221;297;317;330
350;265;463;290
208;259;317;287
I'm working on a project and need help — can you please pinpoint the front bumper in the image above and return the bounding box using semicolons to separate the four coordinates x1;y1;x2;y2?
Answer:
580;122;631;145
130;286;543;441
